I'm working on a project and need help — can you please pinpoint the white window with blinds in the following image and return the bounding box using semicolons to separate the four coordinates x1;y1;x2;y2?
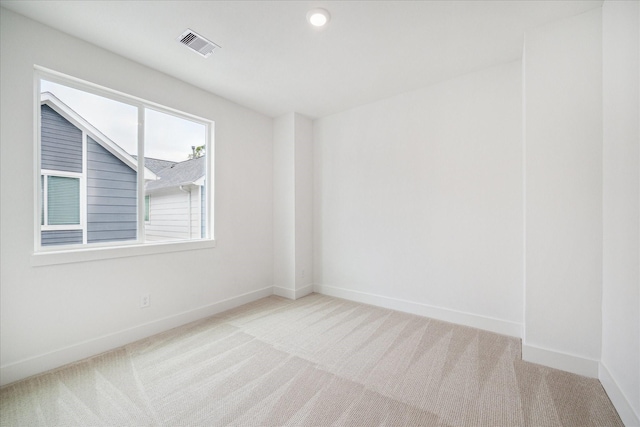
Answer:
41;172;84;229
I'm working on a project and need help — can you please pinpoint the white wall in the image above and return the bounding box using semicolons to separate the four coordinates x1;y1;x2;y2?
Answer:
0;8;274;385
273;113;313;299
523;8;603;377
294;114;313;294
273;114;296;295
601;1;640;425
313;61;523;337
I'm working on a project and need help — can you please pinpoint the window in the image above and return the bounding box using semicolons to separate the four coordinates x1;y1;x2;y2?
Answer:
35;69;212;256
144;195;150;222
42;175;81;226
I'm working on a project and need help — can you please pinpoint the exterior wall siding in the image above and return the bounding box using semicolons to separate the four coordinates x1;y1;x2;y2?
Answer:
41;230;82;246
86;137;137;243
40;105;83;246
41;104;82;173
145;186;203;241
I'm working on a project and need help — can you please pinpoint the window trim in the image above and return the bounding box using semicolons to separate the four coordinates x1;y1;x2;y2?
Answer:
33;66;215;264
31;239;217;267
41;172;84;231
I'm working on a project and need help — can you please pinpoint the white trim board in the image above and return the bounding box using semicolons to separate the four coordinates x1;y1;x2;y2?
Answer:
0;286;273;387
313;284;522;338
522;343;599;378
273;284;313;300
599;363;640;427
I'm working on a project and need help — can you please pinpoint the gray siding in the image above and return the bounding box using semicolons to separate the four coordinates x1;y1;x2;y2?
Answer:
40;105;83;246
41;230;82;246
41;105;82;173
87;137;137;243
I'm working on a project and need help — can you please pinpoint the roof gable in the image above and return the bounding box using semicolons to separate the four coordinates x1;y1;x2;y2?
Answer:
41;92;157;180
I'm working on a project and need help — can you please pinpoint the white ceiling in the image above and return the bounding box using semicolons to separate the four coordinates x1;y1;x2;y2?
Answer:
1;0;602;118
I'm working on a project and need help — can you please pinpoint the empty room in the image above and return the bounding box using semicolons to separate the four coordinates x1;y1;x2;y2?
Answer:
0;1;638;426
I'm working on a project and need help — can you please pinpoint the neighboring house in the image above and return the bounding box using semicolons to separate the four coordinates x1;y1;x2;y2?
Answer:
40;93;205;246
143;156;206;241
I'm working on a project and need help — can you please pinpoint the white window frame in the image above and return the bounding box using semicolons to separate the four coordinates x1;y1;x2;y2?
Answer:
33;66;215;266
41;171;85;231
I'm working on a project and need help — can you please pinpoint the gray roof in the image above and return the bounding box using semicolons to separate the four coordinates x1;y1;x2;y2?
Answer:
145;156;205;192
143;157;177;174
131;156;178;174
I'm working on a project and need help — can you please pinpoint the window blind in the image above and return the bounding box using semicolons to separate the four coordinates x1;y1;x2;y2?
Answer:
47;176;80;225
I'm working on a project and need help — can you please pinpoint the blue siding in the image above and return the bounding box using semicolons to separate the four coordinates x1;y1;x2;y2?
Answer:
87;137;137;243
41;230;82;246
40;106;83;246
41;105;82;173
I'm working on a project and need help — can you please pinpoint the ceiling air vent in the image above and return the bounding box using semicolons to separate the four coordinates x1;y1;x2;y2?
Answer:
177;29;220;58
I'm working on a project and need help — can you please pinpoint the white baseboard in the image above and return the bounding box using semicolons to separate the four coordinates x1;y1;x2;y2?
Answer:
600;362;640;427
273;286;293;299
273;284;313;300
295;284;313;299
522;343;599;378
313;284;522;338
0;286;273;387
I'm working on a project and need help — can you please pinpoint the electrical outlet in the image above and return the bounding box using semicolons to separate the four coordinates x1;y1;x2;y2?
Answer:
302;269;306;279
140;293;150;308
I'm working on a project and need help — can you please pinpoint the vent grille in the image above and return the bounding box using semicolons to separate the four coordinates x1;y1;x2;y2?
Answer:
178;29;220;58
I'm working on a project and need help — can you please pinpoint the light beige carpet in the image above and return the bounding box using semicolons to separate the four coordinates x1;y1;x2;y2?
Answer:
0;293;623;426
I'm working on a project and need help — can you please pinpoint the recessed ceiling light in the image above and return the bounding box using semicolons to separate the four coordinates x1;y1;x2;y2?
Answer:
307;8;330;27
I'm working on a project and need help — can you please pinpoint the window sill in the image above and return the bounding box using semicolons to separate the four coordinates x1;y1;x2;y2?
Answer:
31;239;216;267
